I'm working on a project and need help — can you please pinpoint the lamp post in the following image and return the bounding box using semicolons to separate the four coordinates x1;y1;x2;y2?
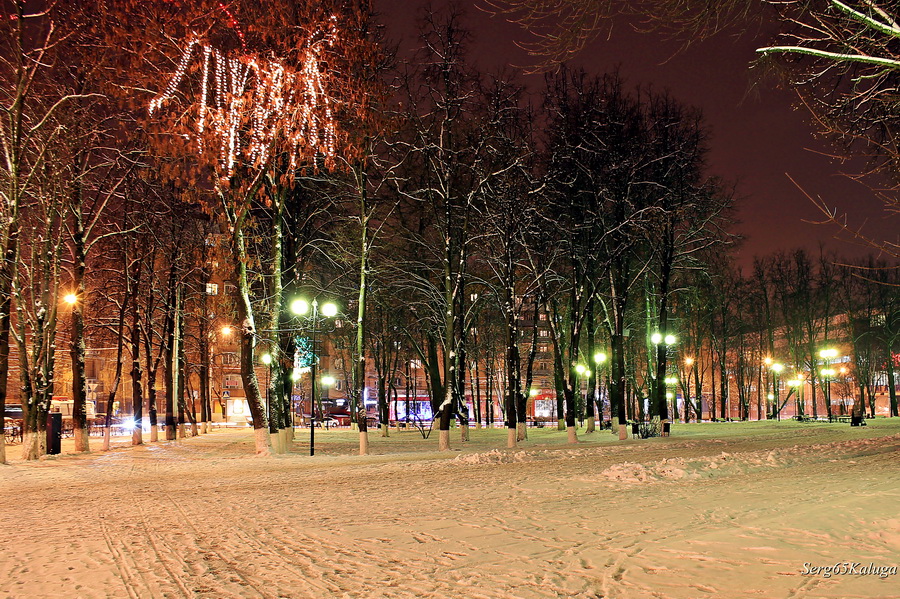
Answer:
683;357;695;421
290;297;338;456
594;352;607;422
260;352;272;421
788;374;805;419
650;332;677;423
770;363;784;420
819;348;838;421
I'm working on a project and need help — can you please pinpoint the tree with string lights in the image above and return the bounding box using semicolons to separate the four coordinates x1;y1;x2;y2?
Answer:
140;0;378;455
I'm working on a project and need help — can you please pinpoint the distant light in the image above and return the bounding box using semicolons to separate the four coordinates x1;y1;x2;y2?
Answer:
291;369;301;381
664;334;677;345
261;353;272;365
575;364;586;375
321;302;338;318
594;352;607;364
819;348;838;359
665;392;673;400
529;388;539;397
64;293;78;305
290;298;309;316
684;357;694;366
121;418;135;431
221;325;233;336
764;357;773;366
650;332;662;345
321;375;335;387
772;363;784;373
767;393;774;400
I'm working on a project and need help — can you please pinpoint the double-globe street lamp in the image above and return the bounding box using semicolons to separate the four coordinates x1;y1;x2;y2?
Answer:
769;361;785;420
650;332;677;424
819;347;838;421
289;297;338;457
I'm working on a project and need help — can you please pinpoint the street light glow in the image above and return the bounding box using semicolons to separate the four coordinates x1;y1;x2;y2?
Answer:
64;293;78;305
260;353;272;365
819;348;838;360
771;363;784;373
594;352;607;364
290;298;310;316
575;364;586;375
664;334;677;345
650;332;662;345
684;357;694;366
529;388;539;397
321;302;338;317
221;325;233;336
321;375;335;387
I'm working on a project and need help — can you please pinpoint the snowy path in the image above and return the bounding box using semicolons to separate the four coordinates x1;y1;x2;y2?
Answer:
2;422;899;598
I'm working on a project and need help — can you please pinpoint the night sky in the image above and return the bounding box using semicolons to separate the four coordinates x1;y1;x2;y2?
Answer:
376;1;897;270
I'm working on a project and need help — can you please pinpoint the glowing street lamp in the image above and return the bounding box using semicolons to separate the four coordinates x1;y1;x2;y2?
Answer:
260;353;273;419
63;293;78;305
819;348;839;420
770;362;784;420
291;297;339;456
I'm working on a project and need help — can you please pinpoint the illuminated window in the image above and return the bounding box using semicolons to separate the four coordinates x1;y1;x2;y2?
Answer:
206;283;218;295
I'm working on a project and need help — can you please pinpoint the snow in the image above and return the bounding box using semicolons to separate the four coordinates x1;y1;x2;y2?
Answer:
2;421;899;598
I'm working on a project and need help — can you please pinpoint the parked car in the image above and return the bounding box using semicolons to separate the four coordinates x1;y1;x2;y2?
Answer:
3;404;23;420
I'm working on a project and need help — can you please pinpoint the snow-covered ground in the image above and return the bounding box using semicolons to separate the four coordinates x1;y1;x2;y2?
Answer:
2;420;899;598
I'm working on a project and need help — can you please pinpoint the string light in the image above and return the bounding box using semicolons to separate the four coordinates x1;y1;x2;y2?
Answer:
147;19;338;182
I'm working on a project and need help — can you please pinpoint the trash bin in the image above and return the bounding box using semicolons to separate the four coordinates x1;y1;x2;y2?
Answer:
47;412;62;455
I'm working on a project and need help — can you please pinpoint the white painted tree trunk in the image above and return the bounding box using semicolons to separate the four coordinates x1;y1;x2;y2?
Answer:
585;416;595;434
359;431;369;456
0;437;6;464
254;428;271;456
507;428;517;448
21;431;41;460
516;422;526;442
178;423;185;439
132;426;143;446
460;423;469;441
280;428;291;452
270;431;283;454
557;418;565;431
150;425;158;442
475;422;482;430
191;422;198;436
380;424;389;437
618;423;628;440
201;421;207;434
351;422;358;432
102;426;111;451
567;425;578;444
74;428;90;452
439;429;450;451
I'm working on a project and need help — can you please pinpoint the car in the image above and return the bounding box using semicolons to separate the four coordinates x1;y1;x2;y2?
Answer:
314;417;339;428
3;404;23;420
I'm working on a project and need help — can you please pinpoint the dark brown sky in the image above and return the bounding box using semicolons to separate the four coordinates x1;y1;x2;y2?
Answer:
376;1;898;269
